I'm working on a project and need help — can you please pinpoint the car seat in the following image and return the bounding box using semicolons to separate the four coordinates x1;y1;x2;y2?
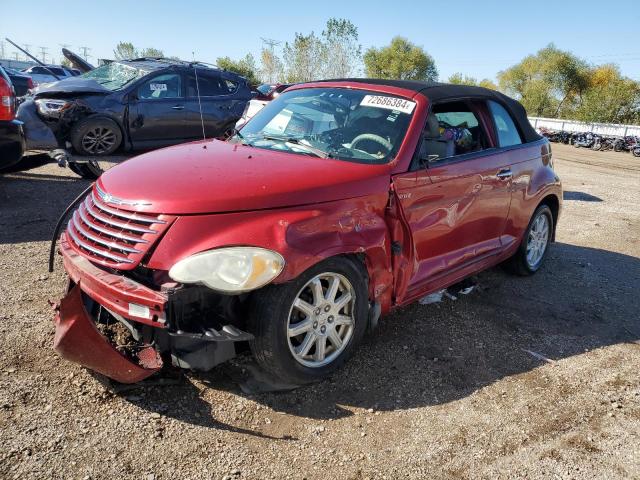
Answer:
421;115;455;160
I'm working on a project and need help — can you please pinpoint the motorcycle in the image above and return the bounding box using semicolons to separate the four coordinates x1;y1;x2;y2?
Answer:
573;132;595;148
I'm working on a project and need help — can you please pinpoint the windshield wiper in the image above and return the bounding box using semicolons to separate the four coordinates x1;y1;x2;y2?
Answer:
260;134;332;158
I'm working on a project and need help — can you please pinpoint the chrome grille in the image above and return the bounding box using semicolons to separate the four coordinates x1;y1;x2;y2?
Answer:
65;190;174;270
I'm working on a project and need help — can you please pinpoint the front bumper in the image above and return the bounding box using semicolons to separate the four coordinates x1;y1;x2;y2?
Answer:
54;283;162;383
55;233;253;382
15;98;59;151
61;233;168;327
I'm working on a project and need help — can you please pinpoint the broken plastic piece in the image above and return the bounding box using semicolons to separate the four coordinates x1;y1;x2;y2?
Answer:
53;283;162;383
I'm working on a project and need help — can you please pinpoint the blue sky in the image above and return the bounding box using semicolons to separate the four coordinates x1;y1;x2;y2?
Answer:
1;0;639;81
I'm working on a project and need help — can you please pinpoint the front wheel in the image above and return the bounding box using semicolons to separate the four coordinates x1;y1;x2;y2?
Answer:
633;148;640;158
70;117;122;157
504;205;554;276
247;256;369;385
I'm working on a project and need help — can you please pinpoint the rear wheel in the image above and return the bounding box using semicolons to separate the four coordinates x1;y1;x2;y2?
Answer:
247;256;369;385
505;205;553;276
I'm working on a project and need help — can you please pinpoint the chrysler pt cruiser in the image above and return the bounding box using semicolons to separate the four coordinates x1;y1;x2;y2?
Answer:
51;79;561;385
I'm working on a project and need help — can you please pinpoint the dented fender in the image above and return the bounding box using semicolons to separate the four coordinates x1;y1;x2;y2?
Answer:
146;194;395;312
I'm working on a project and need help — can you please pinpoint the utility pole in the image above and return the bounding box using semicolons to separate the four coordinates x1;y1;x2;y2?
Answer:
78;46;91;61
38;46;48;64
23;44;31;62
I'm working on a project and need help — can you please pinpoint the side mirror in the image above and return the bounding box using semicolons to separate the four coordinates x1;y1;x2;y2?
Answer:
128;91;139;102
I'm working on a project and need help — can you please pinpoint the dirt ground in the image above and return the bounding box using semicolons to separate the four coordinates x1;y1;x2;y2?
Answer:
1;143;639;480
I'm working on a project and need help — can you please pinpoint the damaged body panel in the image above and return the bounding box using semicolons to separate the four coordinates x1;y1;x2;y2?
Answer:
52;80;562;385
18;59;252;161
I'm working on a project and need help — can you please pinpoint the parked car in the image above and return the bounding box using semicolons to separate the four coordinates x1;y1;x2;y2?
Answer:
17;58;253;178
51;80;561;385
0;66;25;170
21;65;77;85
1;66;34;97
236;83;293;128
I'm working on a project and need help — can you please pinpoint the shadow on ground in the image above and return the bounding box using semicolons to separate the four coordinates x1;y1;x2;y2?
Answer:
122;242;640;429
563;190;603;202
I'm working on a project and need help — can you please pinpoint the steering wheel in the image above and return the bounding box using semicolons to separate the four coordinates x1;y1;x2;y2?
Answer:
351;134;392;154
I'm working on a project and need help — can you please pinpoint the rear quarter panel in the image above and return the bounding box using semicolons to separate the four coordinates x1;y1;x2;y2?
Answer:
502;139;562;251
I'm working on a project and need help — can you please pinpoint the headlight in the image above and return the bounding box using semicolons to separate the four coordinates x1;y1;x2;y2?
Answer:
168;247;285;293
35;98;70;117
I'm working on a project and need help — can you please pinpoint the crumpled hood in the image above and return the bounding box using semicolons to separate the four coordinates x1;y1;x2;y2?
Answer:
33;77;109;97
98;139;391;215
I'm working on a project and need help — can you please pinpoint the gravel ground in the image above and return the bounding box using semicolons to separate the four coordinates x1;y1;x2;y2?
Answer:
1;144;639;479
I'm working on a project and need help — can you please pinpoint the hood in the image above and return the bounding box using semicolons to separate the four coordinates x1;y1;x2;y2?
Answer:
62;48;94;73
98;140;391;215
33;77;109;97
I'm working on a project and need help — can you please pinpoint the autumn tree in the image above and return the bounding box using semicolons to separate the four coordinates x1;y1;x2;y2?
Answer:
364;37;438;81
260;47;283;84
575;65;640;124
498;44;590;117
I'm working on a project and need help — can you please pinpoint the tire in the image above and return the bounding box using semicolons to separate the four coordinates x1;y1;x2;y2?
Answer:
70;117;122;156
67;160;103;180
504;205;554;276
633;149;640;158
247;256;369;385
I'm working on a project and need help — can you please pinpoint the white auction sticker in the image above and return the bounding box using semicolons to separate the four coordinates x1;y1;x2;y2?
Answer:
360;95;416;114
150;83;167;91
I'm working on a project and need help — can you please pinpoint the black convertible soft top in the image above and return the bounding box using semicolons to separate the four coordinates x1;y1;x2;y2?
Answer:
317;78;541;144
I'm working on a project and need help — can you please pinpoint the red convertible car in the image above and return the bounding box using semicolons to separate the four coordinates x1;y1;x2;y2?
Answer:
51;79;561;385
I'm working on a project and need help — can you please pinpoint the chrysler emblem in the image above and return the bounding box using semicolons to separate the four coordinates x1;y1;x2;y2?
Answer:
96;185;151;207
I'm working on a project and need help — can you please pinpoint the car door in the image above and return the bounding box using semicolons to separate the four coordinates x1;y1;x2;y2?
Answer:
183;70;242;139
128;71;188;148
391;99;512;302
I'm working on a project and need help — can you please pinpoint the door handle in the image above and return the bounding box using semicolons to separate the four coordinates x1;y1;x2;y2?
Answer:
496;168;512;179
171;105;184;110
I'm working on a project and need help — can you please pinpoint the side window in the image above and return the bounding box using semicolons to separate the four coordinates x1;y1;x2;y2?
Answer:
488;100;522;147
186;73;237;97
137;73;182;100
418;100;487;164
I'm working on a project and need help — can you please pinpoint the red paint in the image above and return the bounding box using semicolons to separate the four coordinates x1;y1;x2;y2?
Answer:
54;80;562;382
54;283;162;384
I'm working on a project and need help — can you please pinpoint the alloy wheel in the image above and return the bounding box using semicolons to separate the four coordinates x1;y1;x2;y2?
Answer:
287;272;356;368
526;213;550;269
82;126;117;155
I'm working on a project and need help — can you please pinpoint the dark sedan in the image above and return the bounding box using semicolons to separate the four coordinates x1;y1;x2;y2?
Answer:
16;58;253;178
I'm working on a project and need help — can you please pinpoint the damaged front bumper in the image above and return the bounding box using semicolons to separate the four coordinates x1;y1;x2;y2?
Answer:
54;234;254;383
54;283;162;383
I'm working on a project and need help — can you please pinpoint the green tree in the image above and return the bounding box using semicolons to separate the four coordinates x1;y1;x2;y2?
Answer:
363;37;438;81
448;73;498;90
217;54;260;86
322;18;361;78
282;32;326;82
140;47;164;58
113;41;138;60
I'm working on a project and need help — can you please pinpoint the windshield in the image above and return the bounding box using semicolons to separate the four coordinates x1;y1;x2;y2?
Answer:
233;87;416;164
80;63;145;91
